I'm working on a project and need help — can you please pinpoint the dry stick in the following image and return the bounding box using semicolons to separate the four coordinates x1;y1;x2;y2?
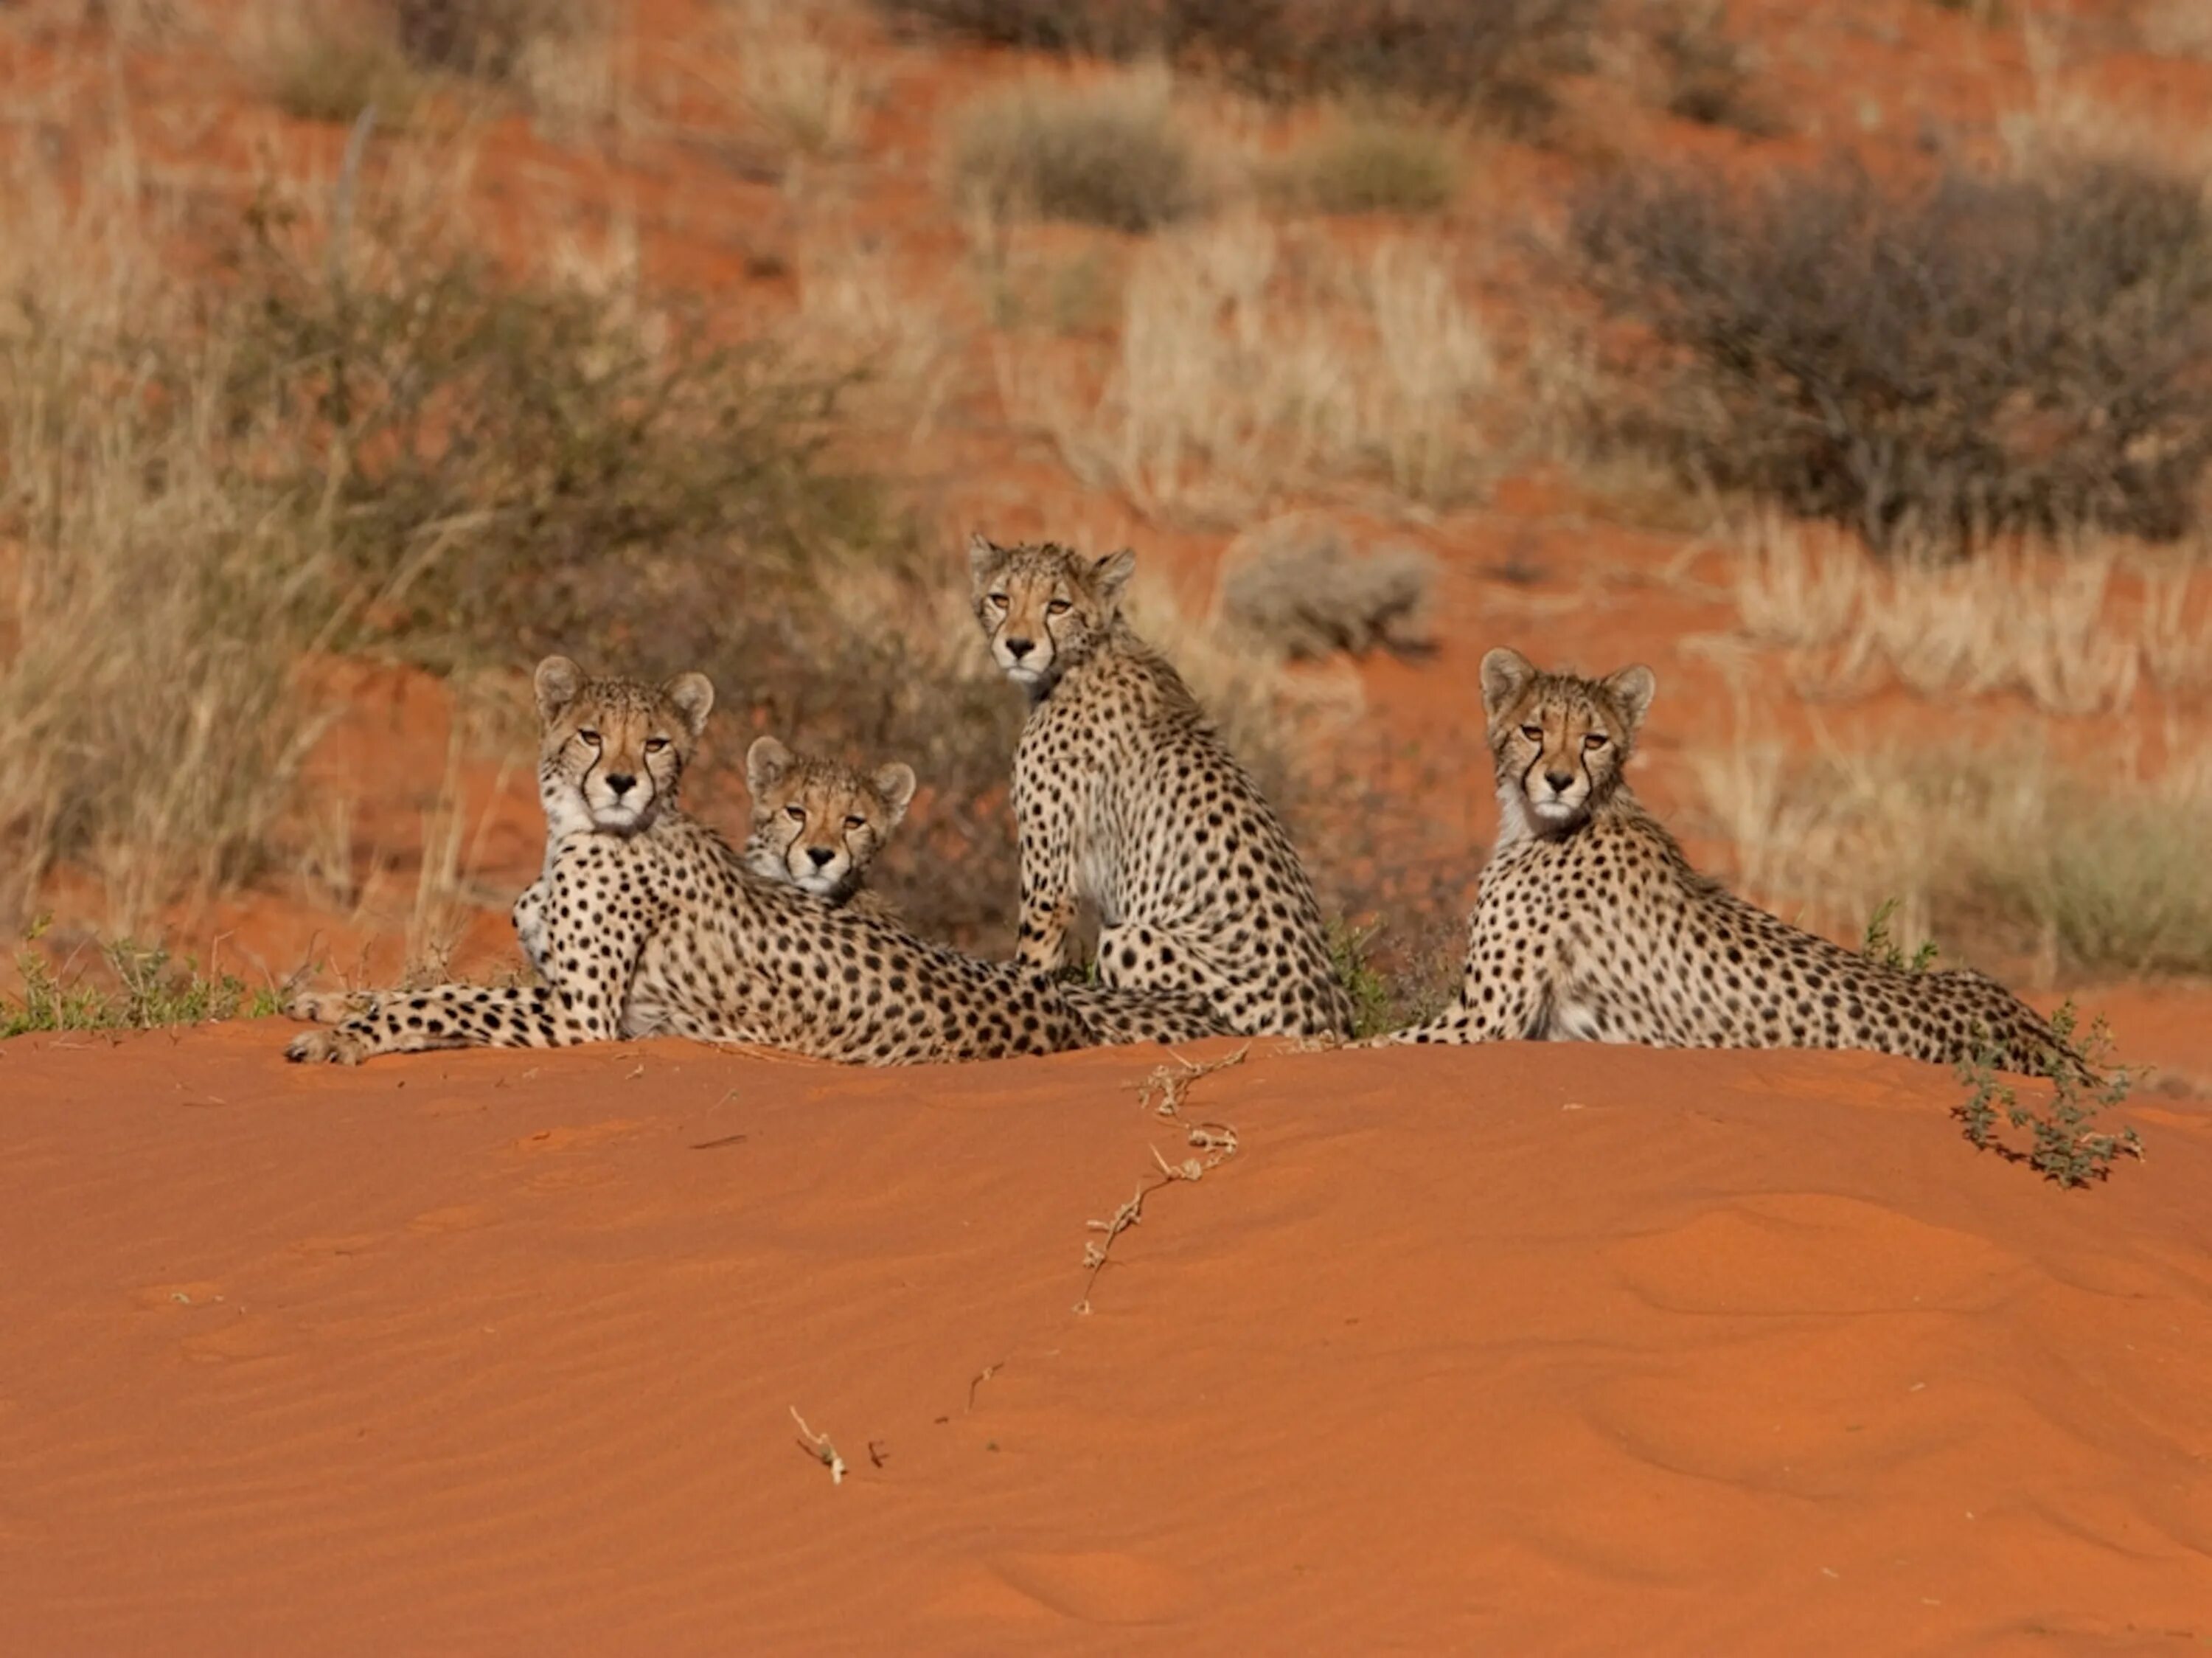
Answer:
1134;1044;1250;1118
1077;1055;1245;1315
790;1406;846;1485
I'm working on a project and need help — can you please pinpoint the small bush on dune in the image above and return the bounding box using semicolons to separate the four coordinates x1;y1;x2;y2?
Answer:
381;0;595;79
1570;155;2212;549
1264;114;1461;216
1217;523;1436;659
950;74;1203;232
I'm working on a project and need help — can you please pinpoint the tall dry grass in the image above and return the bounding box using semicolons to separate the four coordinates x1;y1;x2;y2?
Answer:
1693;724;2212;983
0;124;335;932
1729;516;2211;715
1001;216;1495;522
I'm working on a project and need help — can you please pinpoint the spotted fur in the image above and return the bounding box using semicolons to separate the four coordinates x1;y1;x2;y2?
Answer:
1381;648;2064;1072
971;534;1352;1039
288;659;1228;1066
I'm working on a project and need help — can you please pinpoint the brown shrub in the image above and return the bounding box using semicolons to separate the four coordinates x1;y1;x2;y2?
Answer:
1568;155;2212;548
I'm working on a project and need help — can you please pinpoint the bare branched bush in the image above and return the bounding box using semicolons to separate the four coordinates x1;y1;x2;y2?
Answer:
949;70;1203;233
1004;218;1494;519
1217;519;1436;659
1571;155;2212;549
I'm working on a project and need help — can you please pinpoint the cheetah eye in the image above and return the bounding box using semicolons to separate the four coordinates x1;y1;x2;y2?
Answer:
1584;732;1609;751
644;736;669;753
784;805;806;822
1520;724;1543;742
986;592;1009;610
844;814;867;830
1046;598;1073;616
577;729;602;746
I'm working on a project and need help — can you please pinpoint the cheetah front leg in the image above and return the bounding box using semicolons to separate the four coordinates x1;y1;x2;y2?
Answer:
1012;797;1081;973
286;836;658;1064
285;983;564;1064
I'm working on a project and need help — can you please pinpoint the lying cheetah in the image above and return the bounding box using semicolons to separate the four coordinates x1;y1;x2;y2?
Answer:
741;735;913;921
1382;648;2063;1072
290;659;1228;1066
970;534;1353;1039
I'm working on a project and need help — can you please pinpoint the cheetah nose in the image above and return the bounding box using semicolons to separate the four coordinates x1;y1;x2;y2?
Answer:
1004;636;1034;659
807;847;836;867
605;773;636;797
1543;770;1574;794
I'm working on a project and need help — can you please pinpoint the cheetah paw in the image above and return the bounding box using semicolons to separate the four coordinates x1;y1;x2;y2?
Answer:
285;1027;370;1065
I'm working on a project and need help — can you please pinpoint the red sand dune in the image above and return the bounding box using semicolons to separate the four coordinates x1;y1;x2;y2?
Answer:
4;1025;2209;1654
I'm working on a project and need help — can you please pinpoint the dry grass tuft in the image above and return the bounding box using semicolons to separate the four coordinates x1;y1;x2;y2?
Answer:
949;69;1204;234
1216;518;1436;659
240;3;420;125
1729;516;2211;714
723;0;873;162
0;136;335;932
1694;730;2212;982
1003;218;1494;521
1260;112;1463;216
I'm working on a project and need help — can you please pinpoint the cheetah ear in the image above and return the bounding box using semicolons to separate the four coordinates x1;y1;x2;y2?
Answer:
872;762;917;825
1604;664;1657;732
1478;647;1536;718
1093;547;1136;604
534;655;585;726
968;531;1004;586
746;735;793;796
661;671;715;738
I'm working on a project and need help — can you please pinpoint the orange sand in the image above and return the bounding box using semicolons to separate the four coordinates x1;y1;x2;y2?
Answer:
3;1025;2208;1653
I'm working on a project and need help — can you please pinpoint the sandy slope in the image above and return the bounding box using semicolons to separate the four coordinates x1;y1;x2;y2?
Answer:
1;1024;2208;1655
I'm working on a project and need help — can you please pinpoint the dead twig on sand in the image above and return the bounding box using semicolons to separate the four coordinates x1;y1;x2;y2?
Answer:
1076;1122;1242;1315
1133;1044;1249;1117
790;1406;846;1485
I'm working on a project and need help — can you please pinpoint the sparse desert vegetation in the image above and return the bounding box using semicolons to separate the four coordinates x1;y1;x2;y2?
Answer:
1;0;2207;1022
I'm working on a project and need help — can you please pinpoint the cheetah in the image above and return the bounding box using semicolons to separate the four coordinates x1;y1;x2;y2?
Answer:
740;735;913;922
970;534;1353;1039
1380;648;2064;1072
289;658;1228;1066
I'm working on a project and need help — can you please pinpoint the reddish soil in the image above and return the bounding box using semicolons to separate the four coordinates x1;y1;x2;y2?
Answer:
4;1024;2209;1654
6;3;2212;1648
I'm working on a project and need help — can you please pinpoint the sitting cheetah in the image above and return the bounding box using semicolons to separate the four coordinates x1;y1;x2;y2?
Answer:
1382;648;2063;1072
290;658;1228;1066
741;735;913;921
970;534;1353;1039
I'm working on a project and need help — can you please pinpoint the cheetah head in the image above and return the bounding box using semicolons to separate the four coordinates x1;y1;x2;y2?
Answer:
1481;647;1655;839
743;735;917;902
532;656;714;838
968;533;1135;696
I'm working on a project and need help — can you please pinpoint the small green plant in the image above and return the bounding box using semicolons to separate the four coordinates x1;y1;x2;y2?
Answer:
1953;1004;2144;1187
2;920;285;1038
1860;898;1938;973
1328;919;1397;1039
